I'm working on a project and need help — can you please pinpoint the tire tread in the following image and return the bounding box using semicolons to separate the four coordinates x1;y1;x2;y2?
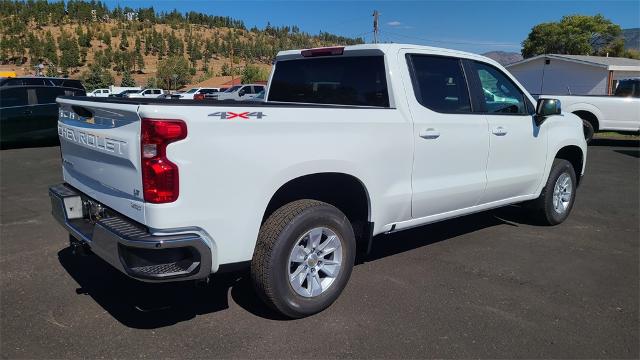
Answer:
251;199;326;314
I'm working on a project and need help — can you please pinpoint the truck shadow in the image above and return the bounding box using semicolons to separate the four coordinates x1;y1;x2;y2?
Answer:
589;138;639;148
57;206;534;327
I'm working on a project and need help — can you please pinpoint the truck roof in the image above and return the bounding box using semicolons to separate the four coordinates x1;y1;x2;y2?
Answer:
275;43;502;68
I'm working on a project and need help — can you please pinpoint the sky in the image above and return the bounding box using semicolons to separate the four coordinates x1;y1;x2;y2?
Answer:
101;0;640;54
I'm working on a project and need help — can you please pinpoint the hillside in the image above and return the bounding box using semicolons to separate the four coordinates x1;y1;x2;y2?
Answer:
481;51;523;65
0;0;363;89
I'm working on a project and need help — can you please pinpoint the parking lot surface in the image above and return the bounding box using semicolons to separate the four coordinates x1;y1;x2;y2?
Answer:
1;140;638;359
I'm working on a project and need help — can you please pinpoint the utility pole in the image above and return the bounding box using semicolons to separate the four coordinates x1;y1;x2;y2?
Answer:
372;10;379;44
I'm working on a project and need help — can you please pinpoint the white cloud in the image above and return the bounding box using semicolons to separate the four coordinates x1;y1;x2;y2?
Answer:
387;21;402;27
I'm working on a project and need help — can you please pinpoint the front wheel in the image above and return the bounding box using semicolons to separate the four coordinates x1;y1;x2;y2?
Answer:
251;200;356;318
582;119;595;143
528;159;577;225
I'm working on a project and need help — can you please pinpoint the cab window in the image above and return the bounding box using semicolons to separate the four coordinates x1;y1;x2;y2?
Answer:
473;61;527;115
407;54;471;113
36;87;65;104
0;88;28;107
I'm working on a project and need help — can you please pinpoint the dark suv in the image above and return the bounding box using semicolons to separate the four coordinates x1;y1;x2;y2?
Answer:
0;77;85;148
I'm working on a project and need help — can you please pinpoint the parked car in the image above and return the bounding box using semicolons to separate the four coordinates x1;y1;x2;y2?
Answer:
86;88;111;97
51;44;586;318
109;86;142;94
246;89;266;102
541;78;640;141
125;88;166;98
180;87;221;100
0;76;85;148
216;84;265;101
109;89;141;98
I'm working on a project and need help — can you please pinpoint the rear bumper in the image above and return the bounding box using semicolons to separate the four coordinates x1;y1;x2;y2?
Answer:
49;183;212;282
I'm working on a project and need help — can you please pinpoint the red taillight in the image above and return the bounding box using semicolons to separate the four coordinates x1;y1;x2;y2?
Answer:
194;93;205;100
141;118;187;203
301;46;345;57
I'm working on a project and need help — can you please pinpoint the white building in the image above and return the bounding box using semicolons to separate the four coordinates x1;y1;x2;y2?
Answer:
506;54;640;95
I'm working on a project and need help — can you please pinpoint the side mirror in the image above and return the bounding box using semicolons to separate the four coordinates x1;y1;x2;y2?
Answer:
535;98;561;125
238;89;246;96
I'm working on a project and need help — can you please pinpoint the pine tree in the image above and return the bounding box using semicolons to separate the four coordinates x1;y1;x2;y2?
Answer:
119;30;128;50
120;70;136;87
136;50;145;73
43;31;58;65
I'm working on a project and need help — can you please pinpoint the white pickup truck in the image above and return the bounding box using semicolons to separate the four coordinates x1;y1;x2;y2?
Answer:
125;88;166;99
50;44;587;318
541;78;640;141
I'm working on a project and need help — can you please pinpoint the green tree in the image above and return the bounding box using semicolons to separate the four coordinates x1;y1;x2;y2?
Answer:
241;64;268;83
522;14;624;58
156;55;192;90
81;63;114;91
59;35;80;74
136;50;145;73
146;76;158;88
43;31;58;65
119;30;129;50
120;70;136;87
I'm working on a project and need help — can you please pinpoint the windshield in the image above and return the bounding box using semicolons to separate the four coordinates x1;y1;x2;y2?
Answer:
186;88;198;94
225;86;242;93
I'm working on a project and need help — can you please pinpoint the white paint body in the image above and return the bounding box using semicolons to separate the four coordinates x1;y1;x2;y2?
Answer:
179;88;221;100
56;44;587;273
126;88;166;98
216;84;266;101
86;88;111;97
541;95;640;132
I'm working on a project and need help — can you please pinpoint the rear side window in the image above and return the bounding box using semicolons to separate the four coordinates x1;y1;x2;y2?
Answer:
0;88;28;107
36;87;65;104
615;80;639;98
269;56;389;107
407;54;471;113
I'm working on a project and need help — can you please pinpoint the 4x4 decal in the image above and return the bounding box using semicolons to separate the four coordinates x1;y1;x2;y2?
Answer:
208;111;267;119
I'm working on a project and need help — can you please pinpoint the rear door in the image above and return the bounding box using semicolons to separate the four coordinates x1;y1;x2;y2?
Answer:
401;52;489;218
31;86;63;140
57;98;145;222
0;87;31;143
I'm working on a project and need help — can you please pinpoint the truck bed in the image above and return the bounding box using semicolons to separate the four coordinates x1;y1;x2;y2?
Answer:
58;96;391;109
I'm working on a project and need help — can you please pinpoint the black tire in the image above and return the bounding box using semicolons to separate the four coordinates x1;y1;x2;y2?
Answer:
251;199;356;318
582;119;595;143
528;159;577;225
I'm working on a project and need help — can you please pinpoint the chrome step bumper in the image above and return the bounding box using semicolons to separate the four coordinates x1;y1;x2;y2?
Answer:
49;183;211;282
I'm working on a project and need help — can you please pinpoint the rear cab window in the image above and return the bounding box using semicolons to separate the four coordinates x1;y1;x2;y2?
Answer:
269;54;390;107
406;54;472;113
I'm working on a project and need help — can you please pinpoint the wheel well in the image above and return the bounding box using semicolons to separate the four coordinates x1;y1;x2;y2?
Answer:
572;110;599;131
262;173;371;252
555;146;584;185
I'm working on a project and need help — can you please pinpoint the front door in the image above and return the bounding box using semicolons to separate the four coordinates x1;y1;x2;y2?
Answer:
469;60;548;203
402;52;490;219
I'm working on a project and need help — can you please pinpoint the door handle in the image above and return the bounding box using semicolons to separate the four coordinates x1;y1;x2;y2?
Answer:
492;126;507;136
24;109;32;115
419;128;440;139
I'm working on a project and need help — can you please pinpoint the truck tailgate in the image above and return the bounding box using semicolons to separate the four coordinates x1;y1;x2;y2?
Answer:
57;98;145;223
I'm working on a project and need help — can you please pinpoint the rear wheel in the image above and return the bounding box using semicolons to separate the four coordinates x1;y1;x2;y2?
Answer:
528;159;577;225
251;199;355;318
